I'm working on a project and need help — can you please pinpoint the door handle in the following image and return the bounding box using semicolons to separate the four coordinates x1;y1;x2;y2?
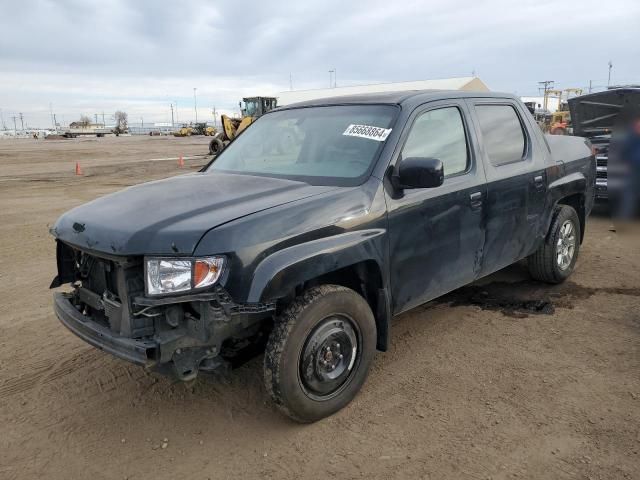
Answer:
534;175;544;190
469;191;483;210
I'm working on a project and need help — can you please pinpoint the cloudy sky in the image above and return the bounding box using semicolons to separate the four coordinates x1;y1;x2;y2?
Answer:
1;0;639;128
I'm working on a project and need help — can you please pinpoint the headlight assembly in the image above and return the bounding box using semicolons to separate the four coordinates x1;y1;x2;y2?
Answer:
145;256;224;296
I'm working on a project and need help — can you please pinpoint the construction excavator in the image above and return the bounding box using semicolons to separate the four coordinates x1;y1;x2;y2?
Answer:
208;96;278;155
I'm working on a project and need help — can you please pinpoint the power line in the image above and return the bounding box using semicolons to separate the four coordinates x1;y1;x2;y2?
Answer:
538;80;554;111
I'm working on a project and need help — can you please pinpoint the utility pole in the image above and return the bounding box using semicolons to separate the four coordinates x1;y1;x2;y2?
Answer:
170;103;174;127
19;113;24;132
53;114;57;131
589;80;593;93
141;117;144;130
538;80;554;112
94;113;98;125
328;70;334;88
334;68;337;87
102;111;105;127
607;60;613;87
12;115;17;134
193;88;198;123
0;108;6;130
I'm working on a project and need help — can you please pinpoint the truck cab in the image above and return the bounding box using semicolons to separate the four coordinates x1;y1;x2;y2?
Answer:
240;96;278;118
51;90;595;422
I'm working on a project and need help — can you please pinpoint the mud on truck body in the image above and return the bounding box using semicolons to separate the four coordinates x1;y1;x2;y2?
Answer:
51;90;595;422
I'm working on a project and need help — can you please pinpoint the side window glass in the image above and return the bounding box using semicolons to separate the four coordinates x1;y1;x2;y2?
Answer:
475;105;526;166
402;107;469;177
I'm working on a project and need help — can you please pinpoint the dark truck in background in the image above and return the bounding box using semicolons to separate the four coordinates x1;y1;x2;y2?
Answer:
569;87;640;200
51;91;595;422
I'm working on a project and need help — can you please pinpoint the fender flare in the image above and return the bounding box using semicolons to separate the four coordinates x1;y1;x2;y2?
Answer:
247;229;386;303
544;171;587;239
247;229;391;351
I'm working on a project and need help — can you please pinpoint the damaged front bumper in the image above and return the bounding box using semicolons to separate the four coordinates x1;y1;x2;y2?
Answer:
51;241;276;380
54;287;275;381
54;292;156;366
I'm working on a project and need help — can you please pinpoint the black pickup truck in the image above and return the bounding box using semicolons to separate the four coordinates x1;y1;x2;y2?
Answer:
51;91;595;422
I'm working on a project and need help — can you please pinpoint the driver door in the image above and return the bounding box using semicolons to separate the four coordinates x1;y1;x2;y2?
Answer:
386;100;488;314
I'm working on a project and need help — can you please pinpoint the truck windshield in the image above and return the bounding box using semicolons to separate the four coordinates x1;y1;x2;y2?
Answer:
207;105;398;186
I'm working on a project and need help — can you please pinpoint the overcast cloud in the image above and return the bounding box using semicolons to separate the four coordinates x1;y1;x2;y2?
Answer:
1;0;639;128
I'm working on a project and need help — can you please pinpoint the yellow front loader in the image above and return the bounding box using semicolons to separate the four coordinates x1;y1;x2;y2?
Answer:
208;96;277;155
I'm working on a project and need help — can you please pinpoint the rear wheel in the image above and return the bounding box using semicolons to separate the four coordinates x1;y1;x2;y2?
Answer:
264;285;376;423
528;205;580;283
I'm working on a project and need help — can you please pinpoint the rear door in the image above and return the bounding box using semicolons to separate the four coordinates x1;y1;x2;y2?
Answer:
385;100;488;314
466;100;547;276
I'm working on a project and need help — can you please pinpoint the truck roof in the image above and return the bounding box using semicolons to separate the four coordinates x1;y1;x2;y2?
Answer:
277;89;517;110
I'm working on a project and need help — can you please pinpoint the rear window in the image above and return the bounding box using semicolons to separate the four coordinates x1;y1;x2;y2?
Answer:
476;105;526;166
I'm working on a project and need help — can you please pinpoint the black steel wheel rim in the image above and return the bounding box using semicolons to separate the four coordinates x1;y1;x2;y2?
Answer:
299;314;360;401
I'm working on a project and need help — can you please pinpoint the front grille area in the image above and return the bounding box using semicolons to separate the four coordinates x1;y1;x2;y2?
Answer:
58;242;153;338
591;136;610;197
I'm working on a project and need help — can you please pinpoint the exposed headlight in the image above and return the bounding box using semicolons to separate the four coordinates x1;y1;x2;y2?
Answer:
145;256;224;296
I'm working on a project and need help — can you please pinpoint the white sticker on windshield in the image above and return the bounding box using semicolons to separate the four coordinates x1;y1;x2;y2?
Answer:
342;124;392;142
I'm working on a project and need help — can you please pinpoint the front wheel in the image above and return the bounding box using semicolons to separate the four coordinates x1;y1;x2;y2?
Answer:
528;205;580;283
264;285;376;423
209;138;224;155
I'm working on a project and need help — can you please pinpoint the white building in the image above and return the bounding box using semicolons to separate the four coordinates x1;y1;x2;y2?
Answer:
277;77;490;106
520;96;560;113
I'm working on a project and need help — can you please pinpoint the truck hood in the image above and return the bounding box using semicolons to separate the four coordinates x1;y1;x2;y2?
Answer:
568;88;640;138
52;172;336;255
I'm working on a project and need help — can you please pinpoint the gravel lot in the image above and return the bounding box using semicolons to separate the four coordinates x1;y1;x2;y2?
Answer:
1;136;638;480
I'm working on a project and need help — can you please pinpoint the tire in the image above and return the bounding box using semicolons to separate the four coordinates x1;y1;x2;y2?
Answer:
209;138;224;155
264;285;376;423
528;205;580;283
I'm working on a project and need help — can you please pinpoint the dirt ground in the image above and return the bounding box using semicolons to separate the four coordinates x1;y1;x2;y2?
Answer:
1;136;638;480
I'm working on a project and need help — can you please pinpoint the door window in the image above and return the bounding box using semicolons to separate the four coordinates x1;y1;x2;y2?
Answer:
475;105;526;166
402;107;469;177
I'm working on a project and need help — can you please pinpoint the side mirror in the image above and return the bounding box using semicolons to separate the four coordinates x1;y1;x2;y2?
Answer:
394;157;444;189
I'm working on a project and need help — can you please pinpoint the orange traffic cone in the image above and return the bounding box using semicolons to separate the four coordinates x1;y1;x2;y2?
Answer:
177;155;185;168
75;162;83;175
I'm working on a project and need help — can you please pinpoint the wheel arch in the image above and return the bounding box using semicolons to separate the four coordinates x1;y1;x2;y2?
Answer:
546;172;587;244
556;193;586;243
247;230;392;351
